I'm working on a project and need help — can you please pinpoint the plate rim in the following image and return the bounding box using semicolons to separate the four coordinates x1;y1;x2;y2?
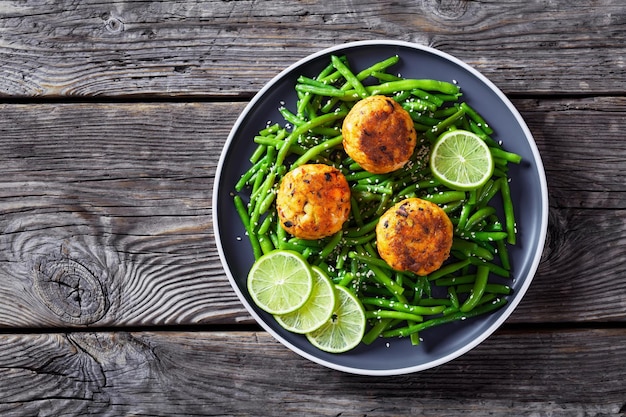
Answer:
212;39;549;375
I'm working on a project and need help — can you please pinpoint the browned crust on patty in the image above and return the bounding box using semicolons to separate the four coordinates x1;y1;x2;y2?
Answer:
276;164;351;240
342;95;417;174
376;198;453;276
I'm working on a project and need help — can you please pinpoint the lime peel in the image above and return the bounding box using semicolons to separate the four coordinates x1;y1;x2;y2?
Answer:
430;129;494;191
305;285;366;354
274;266;336;334
247;250;314;315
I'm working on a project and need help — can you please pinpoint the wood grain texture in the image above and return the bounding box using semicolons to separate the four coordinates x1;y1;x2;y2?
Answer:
0;99;624;327
0;102;251;327
0;329;623;416
0;1;625;413
0;0;624;97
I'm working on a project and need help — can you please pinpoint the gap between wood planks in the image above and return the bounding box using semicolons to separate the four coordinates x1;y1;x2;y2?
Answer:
0;321;624;335
0;91;622;105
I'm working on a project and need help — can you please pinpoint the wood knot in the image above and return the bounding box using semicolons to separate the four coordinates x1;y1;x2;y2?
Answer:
34;257;109;325
104;16;125;33
432;0;470;20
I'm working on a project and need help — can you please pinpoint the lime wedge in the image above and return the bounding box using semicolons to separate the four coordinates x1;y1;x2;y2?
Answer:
430;129;494;190
247;250;313;315
274;266;336;334
306;285;366;353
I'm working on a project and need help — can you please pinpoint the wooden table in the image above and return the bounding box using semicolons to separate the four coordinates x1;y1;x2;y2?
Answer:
0;1;624;415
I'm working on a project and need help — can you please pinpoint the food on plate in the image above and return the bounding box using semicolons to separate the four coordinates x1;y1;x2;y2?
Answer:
430;129;495;191
247;249;313;315
274;265;337;334
276;164;351;240
233;53;522;352
376;198;453;276
342;95;417;174
305;284;367;354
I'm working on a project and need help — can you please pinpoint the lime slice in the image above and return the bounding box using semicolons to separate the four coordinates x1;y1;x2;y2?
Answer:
247;250;314;315
274;266;336;334
306;285;366;353
430;129;494;190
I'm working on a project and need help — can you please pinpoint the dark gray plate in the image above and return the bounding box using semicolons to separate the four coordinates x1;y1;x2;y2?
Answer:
213;40;548;375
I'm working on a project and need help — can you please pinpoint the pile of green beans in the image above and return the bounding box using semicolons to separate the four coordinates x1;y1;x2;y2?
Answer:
234;54;521;347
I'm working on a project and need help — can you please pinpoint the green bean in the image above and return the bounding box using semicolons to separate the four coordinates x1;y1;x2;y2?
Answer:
490;147;522;164
338;271;355;287
461;231;508;242
257;212;275;235
403;99;438;113
351;183;394;195
469;119;500;148
452;238;494;261
464;206;497;231
408;112;441;126
460;265;489;312
354;55;400;79
435;274;476;287
499;176;517;245
367;79;460;96
249;144;267;164
460;102;493;135
258;234;275;255
367;265;405;296
346;171;390;182
295;83;356;99
344;217;379;238
361;297;447;316
291;135;343;168
456;283;512;296
350;196;365;227
366;310;424;323
279;106;304;126
467;257;510;278
362;317;394;345
410;88;445;107
381;297;508;338
448;286;460;309
371;71;402;82
277;110;348;166
234;195;262;259
496;238;511;271
434;92;463;102
317;56;401;112
288;237;322;249
258;123;281;136
430;106;466;137
427;259;472;281
342;231;377;246
236;157;266;192
476;179;500;208
442;200;464;214
418;298;452;307
331;55;369;99
320;230;343;259
432;105;462;119
422;190;466;205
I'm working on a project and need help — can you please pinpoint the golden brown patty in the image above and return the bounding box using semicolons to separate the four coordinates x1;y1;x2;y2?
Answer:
342;95;417;174
276;164;351;240
376;198;453;276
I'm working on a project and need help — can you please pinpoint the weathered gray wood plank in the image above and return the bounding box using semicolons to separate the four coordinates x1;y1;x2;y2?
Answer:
0;329;623;416
0;0;624;97
0;99;624;328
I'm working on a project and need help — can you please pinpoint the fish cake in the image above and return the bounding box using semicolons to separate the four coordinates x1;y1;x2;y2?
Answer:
342;95;417;174
276;164;351;240
376;198;453;276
